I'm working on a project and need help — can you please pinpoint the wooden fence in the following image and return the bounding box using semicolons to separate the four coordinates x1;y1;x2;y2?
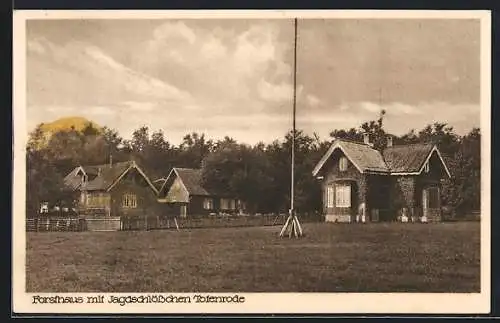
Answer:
121;214;322;231
26;214;323;232
26;217;83;232
85;217;121;231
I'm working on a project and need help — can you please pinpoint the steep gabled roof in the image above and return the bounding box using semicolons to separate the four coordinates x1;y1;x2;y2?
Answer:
312;139;451;178
153;178;167;191
158;167;238;198
83;161;132;191
383;144;451;177
64;161;159;194
63;166;86;191
312;139;389;176
160;167;211;196
382;143;434;173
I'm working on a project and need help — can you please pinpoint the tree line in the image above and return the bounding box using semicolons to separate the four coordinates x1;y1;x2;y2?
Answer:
26;112;481;218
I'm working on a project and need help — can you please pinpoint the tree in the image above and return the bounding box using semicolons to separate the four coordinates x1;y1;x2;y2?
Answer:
26;146;77;215
330;110;389;151
441;128;480;217
201;142;274;213
178;132;213;169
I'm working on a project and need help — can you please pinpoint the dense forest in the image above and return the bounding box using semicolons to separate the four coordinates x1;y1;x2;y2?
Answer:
26;112;481;218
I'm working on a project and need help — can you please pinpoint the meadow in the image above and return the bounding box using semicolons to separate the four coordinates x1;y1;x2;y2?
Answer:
26;222;480;293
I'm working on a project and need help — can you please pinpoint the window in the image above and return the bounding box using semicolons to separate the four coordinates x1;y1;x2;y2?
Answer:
220;198;236;210
40;202;49;214
427;187;439;209
87;195;95;207
122;193;137;208
339;157;348;172
326;186;334;208
87;193;109;208
335;184;351;208
203;198;214;210
180;205;187;218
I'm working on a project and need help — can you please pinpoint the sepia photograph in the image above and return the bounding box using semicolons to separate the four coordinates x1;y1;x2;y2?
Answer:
12;10;491;314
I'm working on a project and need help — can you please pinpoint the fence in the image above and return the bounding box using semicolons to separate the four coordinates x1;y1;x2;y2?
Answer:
26;217;84;232
121;213;323;231
26;213;323;232
85;217;121;231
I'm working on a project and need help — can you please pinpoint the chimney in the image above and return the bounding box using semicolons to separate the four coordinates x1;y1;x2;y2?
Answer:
363;133;370;145
387;135;393;148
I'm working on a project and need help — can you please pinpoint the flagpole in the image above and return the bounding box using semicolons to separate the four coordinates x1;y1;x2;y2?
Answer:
280;17;301;238
291;17;297;217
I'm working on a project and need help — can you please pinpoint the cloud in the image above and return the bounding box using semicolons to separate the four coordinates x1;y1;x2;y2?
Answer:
139;21;292;112
257;79;292;102
360;102;382;113
306;94;321;107
339;103;350;111
27;36;194;115
27;39;46;55
86;106;117;116
297;100;480;142
358;101;422;115
152;21;196;45
83;45;192;102
26;19;480;146
121;101;156;112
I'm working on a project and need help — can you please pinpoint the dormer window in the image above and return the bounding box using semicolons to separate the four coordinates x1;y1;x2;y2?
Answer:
339;157;348;172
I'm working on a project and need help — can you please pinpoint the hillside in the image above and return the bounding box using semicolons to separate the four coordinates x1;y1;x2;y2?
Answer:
39;116;102;134
29;117;103;150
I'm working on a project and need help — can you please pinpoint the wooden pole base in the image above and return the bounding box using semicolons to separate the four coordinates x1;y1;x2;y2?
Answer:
279;215;303;238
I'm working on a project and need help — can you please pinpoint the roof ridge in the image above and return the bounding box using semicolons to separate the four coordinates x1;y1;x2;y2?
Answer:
385;142;434;149
334;138;370;146
174;167;200;171
83;160;132;168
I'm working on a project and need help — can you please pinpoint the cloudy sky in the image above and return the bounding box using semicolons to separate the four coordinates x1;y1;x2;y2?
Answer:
26;18;480;145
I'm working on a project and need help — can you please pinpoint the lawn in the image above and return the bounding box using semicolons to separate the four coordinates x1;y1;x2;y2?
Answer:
26;222;480;293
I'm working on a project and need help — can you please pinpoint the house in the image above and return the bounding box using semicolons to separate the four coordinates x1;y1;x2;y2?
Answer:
157;167;245;218
64;160;159;218
312;134;451;223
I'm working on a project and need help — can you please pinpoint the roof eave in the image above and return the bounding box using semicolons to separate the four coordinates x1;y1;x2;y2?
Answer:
416;145;452;179
312;141;365;176
105;162;159;195
364;170;390;175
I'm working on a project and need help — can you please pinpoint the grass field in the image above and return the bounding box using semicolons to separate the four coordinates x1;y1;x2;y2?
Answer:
26;222;480;293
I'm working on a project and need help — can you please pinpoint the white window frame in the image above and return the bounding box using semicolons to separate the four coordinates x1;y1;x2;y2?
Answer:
326;186;335;208
203;198;214;210
339;157;348;172
335;184;351;208
122;193;137;208
220;198;235;210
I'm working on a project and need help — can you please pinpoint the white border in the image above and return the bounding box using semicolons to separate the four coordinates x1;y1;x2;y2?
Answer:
12;10;492;315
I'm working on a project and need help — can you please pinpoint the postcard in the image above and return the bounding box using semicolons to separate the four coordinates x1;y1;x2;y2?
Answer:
12;9;491;314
